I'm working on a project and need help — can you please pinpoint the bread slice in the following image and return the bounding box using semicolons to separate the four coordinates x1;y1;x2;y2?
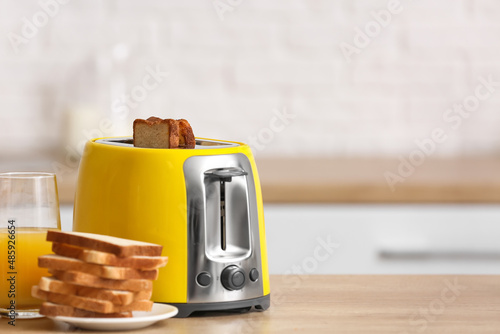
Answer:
38;277;152;305
40;302;132;318
52;243;168;270
133;117;179;148
177;119;196;149
39;255;159;280
32;286;153;314
133;116;196;149
46;230;163;257
50;270;153;292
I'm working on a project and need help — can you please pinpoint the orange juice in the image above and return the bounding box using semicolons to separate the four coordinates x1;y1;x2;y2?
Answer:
0;228;53;309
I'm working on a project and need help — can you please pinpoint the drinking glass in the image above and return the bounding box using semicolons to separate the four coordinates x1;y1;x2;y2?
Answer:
0;172;61;319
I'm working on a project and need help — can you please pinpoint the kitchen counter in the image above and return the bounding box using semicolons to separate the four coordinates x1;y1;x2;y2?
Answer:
2;275;499;333
52;157;500;204
257;157;500;203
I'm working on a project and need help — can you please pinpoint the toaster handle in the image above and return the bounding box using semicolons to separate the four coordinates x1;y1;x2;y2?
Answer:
204;167;248;182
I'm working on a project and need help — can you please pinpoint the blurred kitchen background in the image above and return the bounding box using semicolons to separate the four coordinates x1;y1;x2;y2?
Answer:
1;0;500;274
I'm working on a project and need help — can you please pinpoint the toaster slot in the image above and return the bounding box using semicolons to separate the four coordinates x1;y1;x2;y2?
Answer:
220;180;226;251
204;167;250;260
95;137;240;149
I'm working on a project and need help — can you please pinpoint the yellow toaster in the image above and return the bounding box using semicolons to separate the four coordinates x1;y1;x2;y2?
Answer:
72;137;270;317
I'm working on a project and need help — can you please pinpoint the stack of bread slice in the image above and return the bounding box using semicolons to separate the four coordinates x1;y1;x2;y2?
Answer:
32;230;168;318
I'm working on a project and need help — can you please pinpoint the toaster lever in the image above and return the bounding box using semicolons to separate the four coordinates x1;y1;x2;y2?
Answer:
204;167;247;182
220;179;226;251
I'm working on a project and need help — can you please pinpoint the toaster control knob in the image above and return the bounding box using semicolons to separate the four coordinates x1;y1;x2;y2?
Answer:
221;265;245;291
196;272;212;287
249;268;259;282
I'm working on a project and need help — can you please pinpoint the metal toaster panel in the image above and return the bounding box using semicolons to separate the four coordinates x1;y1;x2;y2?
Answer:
183;154;264;303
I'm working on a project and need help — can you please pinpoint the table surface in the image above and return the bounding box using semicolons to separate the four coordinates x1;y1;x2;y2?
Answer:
55;157;500;204
257;157;500;203
1;275;499;333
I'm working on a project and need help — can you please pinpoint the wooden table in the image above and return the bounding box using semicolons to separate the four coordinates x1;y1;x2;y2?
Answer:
257;157;500;203
2;275;499;333
53;157;500;204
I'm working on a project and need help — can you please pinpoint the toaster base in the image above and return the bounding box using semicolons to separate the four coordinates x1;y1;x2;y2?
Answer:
168;294;270;318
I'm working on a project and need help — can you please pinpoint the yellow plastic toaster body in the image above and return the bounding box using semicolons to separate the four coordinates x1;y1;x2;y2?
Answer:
72;137;270;317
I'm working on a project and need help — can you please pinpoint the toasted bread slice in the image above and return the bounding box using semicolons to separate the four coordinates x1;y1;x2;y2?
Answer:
33;286;153;314
39;255;159;280
38;277;152;305
133;117;179;148
40;302;133;318
177;119;196;149
46;230;163;257
50;270;153;292
52;243;168;270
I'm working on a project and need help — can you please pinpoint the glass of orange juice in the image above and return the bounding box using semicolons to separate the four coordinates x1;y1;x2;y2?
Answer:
0;172;61;320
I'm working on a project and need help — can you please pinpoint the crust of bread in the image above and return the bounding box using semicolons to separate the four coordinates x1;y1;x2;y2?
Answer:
40;302;133;318
39;277;133;305
33;286;108;313
50;270;153;292
52;243;168;270
133;116;180;148
177;119;196;149
38;277;152;305
33;286;153;314
46;230;163;257
39;255;159;280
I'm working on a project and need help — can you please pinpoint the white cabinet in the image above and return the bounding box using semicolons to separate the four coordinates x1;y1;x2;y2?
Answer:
265;204;500;274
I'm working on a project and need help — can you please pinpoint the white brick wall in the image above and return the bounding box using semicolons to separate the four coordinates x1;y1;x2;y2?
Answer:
0;0;499;159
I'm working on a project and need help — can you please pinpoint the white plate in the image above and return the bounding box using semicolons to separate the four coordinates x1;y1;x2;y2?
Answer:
48;303;178;331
